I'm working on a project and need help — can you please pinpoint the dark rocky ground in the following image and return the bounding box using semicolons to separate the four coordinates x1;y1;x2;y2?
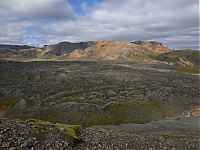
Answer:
0;60;199;126
0;60;200;149
0;118;199;150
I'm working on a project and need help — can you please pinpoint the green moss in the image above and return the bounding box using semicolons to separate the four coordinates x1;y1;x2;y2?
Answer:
80;99;168;126
29;119;81;141
5;97;182;127
175;66;200;74
55;124;81;142
29;119;52;137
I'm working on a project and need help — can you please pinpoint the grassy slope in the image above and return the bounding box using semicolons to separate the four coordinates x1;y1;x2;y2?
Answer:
154;50;199;66
154;50;200;74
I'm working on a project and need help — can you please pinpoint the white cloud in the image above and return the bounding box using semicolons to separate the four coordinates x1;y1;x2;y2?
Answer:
0;0;199;49
0;0;76;45
0;0;75;20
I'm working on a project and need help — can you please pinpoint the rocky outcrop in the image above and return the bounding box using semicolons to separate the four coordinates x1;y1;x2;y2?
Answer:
132;41;172;53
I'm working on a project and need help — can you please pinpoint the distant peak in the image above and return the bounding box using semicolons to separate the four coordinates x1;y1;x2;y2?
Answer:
132;41;162;45
132;41;171;53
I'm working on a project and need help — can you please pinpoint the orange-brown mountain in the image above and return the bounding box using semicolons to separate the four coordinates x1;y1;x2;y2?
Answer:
40;40;172;60
0;40;171;60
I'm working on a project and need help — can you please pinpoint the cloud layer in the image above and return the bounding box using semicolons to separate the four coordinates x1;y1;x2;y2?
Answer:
0;0;199;49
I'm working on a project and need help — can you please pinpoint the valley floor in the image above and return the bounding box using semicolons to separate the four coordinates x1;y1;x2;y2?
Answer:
93;116;200;135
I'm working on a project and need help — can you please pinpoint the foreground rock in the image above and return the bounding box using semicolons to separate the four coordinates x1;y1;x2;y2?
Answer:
0;118;199;150
0;118;75;150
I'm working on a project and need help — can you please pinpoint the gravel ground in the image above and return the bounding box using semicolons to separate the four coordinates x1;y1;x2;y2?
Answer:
0;118;199;150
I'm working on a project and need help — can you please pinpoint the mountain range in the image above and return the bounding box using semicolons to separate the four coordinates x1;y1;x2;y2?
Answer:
0;40;199;69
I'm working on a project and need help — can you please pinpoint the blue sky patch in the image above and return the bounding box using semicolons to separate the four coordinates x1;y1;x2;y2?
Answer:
68;0;104;15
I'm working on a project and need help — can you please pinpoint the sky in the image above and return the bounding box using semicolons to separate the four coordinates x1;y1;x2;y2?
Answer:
0;0;199;49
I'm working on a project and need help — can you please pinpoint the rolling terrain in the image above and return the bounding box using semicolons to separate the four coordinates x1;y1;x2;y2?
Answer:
0;60;199;126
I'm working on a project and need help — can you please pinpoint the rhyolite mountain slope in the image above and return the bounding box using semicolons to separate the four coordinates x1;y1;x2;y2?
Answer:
0;40;172;61
41;41;91;59
40;40;172;60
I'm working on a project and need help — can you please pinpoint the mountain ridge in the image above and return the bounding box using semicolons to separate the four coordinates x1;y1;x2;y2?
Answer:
39;40;172;60
1;40;199;70
0;40;172;60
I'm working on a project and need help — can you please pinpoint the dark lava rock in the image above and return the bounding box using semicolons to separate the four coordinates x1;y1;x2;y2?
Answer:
0;118;199;150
